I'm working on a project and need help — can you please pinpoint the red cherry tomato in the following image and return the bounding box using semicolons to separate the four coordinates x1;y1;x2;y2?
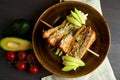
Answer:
6;51;16;61
27;53;35;62
17;51;27;61
16;61;26;71
29;65;39;74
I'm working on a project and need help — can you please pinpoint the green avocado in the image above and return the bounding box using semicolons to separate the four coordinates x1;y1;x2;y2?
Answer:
66;16;81;27
74;8;85;24
71;10;81;24
61;56;85;72
62;65;79;72
2;19;32;40
62;56;85;66
0;37;32;51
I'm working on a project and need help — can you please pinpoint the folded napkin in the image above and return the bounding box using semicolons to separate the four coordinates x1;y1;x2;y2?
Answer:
42;0;116;80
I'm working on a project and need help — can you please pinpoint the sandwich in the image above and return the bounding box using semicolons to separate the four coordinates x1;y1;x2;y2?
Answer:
41;8;97;71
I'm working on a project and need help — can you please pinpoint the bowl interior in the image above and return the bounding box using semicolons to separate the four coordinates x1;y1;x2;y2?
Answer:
32;1;110;78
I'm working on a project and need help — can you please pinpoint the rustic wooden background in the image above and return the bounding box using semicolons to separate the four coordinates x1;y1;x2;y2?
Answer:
0;0;119;80
101;0;120;79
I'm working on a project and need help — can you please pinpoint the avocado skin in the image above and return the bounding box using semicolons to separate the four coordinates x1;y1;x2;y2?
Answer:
2;19;33;41
0;37;32;51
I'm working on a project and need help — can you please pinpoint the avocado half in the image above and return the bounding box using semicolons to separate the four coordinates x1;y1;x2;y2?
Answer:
0;37;32;51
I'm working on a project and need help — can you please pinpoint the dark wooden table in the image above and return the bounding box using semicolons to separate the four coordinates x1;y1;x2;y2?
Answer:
101;0;120;79
0;0;119;80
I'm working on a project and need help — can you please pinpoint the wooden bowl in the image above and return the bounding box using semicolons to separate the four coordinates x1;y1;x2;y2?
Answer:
32;1;110;78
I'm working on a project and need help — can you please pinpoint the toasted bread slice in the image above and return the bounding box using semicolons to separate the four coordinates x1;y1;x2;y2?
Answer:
78;27;96;59
42;20;67;38
59;25;86;53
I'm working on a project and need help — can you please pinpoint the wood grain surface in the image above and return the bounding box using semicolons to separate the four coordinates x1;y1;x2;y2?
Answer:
101;0;120;79
0;0;119;80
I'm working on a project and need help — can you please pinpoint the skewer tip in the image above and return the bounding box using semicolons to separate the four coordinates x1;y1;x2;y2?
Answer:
87;48;99;57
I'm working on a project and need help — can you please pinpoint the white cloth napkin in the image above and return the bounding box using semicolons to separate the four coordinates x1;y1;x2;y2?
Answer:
42;0;116;80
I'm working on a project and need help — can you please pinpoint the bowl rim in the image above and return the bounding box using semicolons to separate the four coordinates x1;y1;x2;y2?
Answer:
32;1;111;78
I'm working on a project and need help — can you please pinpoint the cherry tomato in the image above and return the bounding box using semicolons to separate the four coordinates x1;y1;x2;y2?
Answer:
6;51;16;61
16;61;26;71
17;51;27;61
29;65;39;74
27;53;35;63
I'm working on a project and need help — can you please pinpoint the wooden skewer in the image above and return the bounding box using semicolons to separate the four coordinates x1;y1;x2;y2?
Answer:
40;19;99;57
87;48;99;57
40;20;53;28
